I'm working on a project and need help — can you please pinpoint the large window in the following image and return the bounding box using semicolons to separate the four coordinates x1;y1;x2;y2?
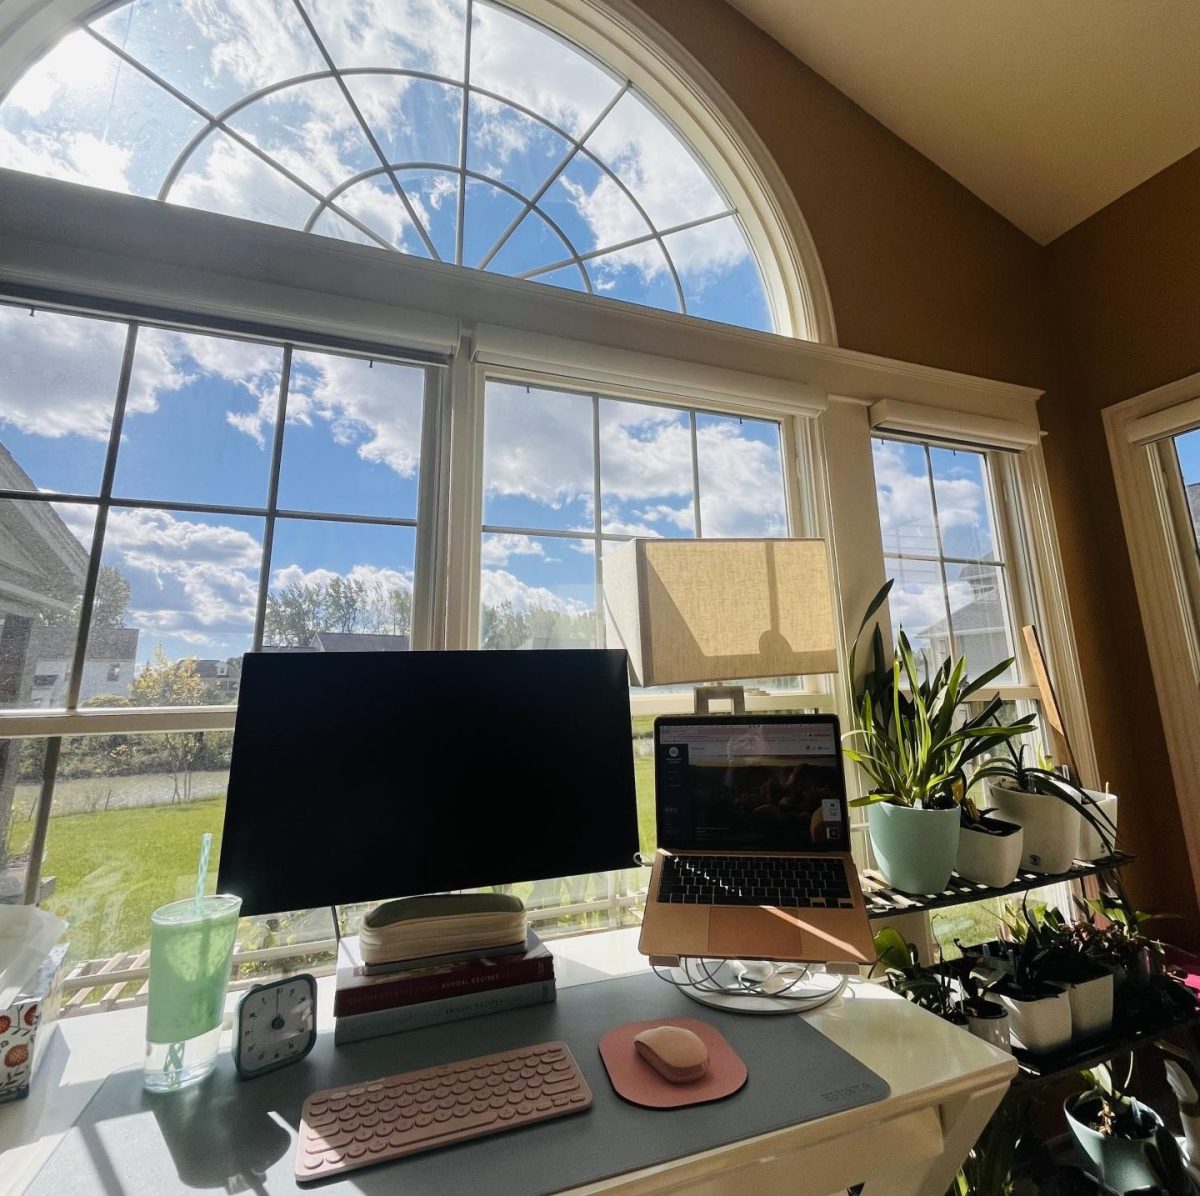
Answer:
0;0;772;330
0;301;433;983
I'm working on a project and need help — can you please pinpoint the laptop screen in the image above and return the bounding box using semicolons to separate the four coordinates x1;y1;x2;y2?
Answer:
654;715;849;853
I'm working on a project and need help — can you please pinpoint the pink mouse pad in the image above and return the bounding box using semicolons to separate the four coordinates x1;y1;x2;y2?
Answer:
598;1018;748;1109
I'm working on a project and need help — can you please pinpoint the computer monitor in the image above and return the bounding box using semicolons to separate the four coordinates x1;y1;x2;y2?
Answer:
217;649;640;917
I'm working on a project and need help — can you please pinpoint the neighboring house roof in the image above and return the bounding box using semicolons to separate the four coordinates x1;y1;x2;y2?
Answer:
915;563;1006;641
0;442;89;618
35;626;139;661
309;631;411;652
192;658;241;679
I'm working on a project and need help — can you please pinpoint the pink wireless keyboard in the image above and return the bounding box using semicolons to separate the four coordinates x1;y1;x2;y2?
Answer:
295;1040;592;1180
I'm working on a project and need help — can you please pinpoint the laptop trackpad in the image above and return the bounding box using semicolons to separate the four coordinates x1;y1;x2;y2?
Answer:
709;907;805;961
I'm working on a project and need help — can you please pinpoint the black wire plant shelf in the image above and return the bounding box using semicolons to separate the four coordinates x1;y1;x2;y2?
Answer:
861;853;1136;920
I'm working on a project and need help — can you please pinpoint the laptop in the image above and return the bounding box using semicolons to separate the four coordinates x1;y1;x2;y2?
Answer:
639;713;876;967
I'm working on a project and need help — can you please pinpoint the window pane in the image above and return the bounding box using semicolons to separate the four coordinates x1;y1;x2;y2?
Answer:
327;173;436;257
483;382;593;531
0;500;96;709
348;76;462;168
585;243;680;314
89;507;263;694
599;400;694;537
0;306;126;495
540;154;652;258
662;218;772;331
479;534;597;648
169;129;317;229
585;91;726;230
395;168;460;261
113;327;282;508
487;210;575;278
277;351;425;519
461;178;525;268
884;555;947;660
946;562;1017;682
93;0;326;116
468;94;571;201
874;438;937;557
226;78;381;196
3;738;46;905
303;0;468;79
264;518;415;649
470;2;620;138
930;446;997;561
0;30;204;199
1174;428;1200;551
696;413;786;536
37;731;231;967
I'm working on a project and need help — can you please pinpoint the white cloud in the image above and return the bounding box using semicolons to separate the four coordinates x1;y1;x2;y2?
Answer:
270;561;412;593
3;30;114;119
480;534;546;566
0;309;186;442
0;126;132;193
104;508;261;645
873;440;985;556
480;567;586;614
284;351;425;476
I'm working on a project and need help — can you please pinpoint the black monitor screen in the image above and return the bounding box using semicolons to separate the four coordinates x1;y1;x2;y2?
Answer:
218;649;639;916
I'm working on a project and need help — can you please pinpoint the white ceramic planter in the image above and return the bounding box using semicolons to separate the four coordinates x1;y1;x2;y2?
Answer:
985;779;1080;874
1068;971;1114;1040
966;1001;1011;1053
999;985;1072;1054
956;818;1024;887
866;802;961;894
1078;791;1119;860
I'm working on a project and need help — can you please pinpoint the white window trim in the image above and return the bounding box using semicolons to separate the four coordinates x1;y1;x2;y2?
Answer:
1104;372;1200;908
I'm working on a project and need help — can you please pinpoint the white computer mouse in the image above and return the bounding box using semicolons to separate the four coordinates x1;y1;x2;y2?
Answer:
634;1025;709;1084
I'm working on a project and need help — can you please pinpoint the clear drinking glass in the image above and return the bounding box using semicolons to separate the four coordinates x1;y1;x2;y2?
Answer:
143;894;241;1092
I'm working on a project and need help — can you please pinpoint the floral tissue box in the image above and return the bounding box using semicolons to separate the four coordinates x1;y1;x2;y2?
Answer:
0;943;67;1104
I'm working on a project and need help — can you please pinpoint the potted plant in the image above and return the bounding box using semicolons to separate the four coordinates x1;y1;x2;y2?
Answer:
1066;1062;1164;1192
959;970;1012;1053
992;913;1073;1054
1078;784;1120;862
873;926;967;1024
1025;905;1116;1041
972;743;1115;875
845;581;1034;895
959;785;1025;888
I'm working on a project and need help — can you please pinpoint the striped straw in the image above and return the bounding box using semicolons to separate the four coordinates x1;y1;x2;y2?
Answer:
194;832;212;909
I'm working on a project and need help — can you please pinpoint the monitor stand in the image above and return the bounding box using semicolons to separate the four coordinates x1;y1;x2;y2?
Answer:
651;957;847;1015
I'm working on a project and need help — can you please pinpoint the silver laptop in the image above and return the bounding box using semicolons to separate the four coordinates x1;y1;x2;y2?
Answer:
639;714;875;966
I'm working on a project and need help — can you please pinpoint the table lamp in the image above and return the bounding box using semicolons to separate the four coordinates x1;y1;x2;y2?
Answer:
602;538;838;712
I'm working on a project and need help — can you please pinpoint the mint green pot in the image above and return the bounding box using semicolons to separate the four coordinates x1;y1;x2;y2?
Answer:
867;802;961;894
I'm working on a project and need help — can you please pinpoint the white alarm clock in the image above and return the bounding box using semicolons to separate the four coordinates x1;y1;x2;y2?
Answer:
233;974;317;1079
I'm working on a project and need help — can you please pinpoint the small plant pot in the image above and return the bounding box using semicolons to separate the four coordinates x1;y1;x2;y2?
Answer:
866;802;960;894
956;816;1024;888
1078;791;1119;861
997;980;1072;1054
985;779;1080;874
1068;970;1115;1040
965;1000;1011;1053
1065;1092;1163;1191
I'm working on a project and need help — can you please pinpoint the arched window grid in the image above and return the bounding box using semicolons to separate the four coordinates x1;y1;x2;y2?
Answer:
2;0;769;325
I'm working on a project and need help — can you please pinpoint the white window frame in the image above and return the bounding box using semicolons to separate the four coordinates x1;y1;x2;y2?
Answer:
1104;373;1200;909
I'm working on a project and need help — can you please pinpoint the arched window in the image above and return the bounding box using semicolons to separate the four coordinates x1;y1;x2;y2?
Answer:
0;0;774;329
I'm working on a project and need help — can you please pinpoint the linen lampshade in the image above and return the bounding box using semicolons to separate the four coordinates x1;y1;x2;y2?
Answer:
603;538;838;687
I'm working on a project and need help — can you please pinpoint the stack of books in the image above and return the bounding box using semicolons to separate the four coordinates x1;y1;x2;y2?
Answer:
333;929;556;1044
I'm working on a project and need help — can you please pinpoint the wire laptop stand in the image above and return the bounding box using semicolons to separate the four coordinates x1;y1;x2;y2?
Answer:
650;957;848;1015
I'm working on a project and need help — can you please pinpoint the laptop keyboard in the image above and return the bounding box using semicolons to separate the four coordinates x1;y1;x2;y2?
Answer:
656;855;855;909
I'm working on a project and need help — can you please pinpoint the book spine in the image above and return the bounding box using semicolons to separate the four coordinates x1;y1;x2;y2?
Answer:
333;980;557;1045
334;955;554;1017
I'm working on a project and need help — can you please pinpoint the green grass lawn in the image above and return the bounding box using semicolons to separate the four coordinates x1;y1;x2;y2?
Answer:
8;798;227;964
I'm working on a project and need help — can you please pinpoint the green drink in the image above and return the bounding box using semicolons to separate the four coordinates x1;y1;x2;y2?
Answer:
144;894;241;1092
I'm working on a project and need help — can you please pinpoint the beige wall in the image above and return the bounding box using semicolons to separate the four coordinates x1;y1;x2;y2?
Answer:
629;0;1199;930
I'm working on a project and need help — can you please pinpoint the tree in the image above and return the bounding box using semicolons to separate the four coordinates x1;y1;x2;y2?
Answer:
131;648;206;801
479;601;598;650
44;565;131;630
263;577;413;646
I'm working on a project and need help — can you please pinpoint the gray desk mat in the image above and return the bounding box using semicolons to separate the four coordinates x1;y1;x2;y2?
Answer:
29;973;889;1195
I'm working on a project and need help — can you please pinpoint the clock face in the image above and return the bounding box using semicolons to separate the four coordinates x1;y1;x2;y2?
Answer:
235;975;316;1078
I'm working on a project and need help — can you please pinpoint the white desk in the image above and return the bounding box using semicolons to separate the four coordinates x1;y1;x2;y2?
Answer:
0;929;1016;1196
